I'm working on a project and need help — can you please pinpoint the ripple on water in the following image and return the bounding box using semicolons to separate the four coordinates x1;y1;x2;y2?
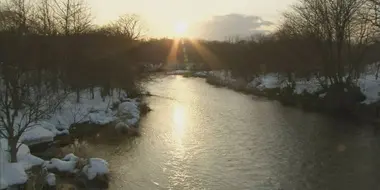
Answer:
83;76;380;190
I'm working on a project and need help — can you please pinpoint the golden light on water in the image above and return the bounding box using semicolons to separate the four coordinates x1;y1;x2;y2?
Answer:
169;76;190;149
173;103;185;138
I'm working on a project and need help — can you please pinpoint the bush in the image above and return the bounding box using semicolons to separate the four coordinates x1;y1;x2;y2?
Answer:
139;102;152;115
323;83;365;114
25;166;50;190
60;140;90;159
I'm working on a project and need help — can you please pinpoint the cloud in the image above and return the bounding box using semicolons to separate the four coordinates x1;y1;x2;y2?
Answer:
189;14;273;41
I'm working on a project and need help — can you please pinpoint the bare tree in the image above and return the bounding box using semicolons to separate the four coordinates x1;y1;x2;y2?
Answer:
34;0;58;35
0;8;18;31
110;14;145;40
0;0;35;34
0;65;66;162
53;0;92;35
365;0;380;28
281;0;374;85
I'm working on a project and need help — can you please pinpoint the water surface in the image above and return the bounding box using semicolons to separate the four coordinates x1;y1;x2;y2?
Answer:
87;75;380;190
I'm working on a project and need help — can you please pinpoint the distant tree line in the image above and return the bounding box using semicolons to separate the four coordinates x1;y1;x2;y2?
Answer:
0;0;154;98
185;0;380;88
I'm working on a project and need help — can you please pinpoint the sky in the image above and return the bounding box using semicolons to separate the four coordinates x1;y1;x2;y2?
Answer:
89;0;296;40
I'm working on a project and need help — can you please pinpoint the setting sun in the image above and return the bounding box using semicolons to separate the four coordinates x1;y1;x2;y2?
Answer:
174;21;188;37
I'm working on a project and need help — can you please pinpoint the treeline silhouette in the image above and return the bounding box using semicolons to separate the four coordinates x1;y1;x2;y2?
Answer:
184;0;380;90
0;0;176;100
2;0;380;106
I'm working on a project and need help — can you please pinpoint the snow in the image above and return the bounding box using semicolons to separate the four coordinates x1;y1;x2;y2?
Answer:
18;152;44;170
0;163;28;189
247;73;321;94
247;77;261;89
88;110;116;125
256;74;281;90
0;140;31;189
210;71;322;95
209;67;380;104
166;70;189;75
20;126;55;146
293;79;321;94
0;88;140;189
0;177;7;190
45;158;77;173
11;88;139;146
127;117;139;126
208;70;237;86
193;71;208;77
48;92;113;130
44;88;131;131
45;153;81;173
44;155;109;180
118;101;140;126
0;87;134;149
62;153;79;162
0;139;44;170
358;74;380;104
39;121;69;136
144;63;163;72
118;101;139;116
45;173;56;186
166;70;209;77
82;158;109;180
319;93;327;98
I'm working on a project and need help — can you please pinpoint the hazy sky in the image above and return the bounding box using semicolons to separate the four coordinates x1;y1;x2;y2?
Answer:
89;0;296;40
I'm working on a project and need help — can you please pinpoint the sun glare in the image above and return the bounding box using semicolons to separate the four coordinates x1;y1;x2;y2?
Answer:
174;21;188;37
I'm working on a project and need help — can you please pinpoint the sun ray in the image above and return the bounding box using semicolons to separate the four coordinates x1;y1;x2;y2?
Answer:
188;39;223;69
167;38;180;65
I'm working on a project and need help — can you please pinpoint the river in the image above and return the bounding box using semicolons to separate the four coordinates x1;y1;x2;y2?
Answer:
84;75;380;190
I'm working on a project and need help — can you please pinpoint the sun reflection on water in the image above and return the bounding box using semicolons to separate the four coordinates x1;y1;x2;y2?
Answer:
169;76;192;160
172;103;185;138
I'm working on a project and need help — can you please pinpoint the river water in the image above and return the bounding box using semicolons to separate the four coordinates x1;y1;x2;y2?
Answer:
86;75;380;190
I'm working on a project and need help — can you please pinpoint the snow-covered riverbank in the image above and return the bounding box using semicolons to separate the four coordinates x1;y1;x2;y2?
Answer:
19;88;141;146
0;88;142;189
185;69;380;106
163;68;380;122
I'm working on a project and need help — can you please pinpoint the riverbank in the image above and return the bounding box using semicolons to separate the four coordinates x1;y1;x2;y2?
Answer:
169;69;380;124
84;75;380;190
0;88;146;189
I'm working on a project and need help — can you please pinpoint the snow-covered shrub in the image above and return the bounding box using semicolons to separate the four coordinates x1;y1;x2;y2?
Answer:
81;158;109;180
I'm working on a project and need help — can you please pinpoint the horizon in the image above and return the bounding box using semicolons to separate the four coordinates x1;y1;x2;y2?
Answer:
89;0;296;40
2;0;380;189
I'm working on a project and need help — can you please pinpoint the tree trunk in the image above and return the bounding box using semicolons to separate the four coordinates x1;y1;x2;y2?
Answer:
9;138;18;163
76;88;80;103
91;87;94;99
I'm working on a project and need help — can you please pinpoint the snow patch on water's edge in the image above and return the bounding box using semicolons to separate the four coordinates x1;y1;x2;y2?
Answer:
179;68;380;105
0;88;141;188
